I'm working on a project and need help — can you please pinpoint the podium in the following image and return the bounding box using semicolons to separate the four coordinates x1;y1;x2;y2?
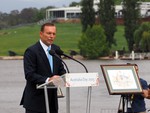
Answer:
37;72;99;113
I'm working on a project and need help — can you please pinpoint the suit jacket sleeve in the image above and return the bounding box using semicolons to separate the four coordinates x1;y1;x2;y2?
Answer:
24;47;48;84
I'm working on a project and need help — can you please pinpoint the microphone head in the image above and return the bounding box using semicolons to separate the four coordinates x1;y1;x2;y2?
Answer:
49;50;56;56
55;49;64;55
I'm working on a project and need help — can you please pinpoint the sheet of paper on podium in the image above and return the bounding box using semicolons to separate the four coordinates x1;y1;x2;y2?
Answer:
62;73;99;87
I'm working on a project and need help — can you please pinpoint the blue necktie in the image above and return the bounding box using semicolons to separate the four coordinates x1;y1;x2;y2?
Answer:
47;47;53;73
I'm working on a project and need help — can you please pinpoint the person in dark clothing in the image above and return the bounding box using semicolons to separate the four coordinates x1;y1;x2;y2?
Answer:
20;23;66;113
127;64;149;113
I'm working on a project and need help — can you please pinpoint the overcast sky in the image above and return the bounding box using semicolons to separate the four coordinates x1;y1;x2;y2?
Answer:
0;0;81;13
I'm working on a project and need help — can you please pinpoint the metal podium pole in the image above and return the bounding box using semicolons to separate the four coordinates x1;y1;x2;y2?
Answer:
86;86;92;113
44;85;50;113
37;82;53;113
37;78;70;113
66;87;70;113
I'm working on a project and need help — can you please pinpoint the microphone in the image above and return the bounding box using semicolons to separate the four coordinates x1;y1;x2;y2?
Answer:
55;49;88;73
49;50;70;73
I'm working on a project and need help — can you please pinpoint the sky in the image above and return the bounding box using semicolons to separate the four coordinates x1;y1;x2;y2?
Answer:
0;0;81;13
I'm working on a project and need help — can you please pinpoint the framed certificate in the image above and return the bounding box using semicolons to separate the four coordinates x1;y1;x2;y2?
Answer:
100;64;142;95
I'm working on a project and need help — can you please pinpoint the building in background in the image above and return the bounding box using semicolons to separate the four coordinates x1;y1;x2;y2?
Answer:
45;1;150;22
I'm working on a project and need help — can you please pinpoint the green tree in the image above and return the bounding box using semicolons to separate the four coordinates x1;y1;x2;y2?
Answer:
37;6;55;21
122;0;140;51
8;10;20;26
69;1;81;7
78;25;109;59
134;22;150;52
98;0;117;48
20;8;39;23
0;12;9;29
36;8;46;21
80;0;95;32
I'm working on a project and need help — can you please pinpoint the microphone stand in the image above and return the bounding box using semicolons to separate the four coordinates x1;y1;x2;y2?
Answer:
49;50;70;113
56;50;92;113
67;55;92;113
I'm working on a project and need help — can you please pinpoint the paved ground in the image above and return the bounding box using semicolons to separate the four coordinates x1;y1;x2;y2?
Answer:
0;59;150;113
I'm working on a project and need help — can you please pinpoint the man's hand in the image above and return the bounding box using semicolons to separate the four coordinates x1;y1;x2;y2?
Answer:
48;75;60;82
142;89;149;98
48;75;65;87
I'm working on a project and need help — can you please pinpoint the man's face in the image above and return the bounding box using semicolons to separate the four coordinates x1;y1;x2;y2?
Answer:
40;25;56;46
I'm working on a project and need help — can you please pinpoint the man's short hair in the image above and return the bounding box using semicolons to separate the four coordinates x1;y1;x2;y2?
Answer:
40;22;55;32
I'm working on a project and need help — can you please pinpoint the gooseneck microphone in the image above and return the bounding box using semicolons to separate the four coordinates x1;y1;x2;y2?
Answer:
55;49;92;113
55;49;88;73
49;50;70;73
49;49;71;113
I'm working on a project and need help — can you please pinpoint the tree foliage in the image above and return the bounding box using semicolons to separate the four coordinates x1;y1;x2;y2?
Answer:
20;8;39;23
98;0;117;48
122;0;140;51
134;22;150;52
78;25;109;59
80;0;95;32
69;1;81;7
0;6;54;29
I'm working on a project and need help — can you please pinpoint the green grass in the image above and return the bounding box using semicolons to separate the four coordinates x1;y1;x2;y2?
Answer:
0;23;126;56
55;23;82;53
0;24;40;55
112;25;128;51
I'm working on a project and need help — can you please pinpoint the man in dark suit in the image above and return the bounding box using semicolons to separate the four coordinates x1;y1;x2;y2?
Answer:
20;23;66;113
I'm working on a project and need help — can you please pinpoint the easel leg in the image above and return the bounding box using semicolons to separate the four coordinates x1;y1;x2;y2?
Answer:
117;96;122;113
117;95;128;113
